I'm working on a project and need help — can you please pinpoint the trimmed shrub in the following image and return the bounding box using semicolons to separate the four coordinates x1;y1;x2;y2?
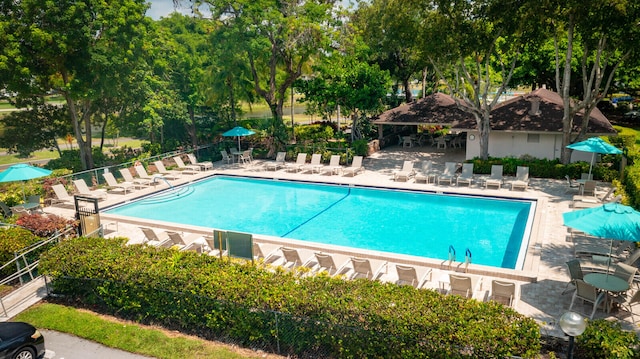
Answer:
576;319;640;358
41;237;541;358
0;227;44;278
15;213;77;238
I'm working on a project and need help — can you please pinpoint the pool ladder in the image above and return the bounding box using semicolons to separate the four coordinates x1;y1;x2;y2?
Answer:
447;246;472;272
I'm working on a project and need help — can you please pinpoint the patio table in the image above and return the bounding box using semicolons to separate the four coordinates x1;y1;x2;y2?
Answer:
583;272;629;312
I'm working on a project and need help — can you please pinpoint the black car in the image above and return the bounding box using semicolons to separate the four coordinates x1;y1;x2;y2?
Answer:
0;322;45;359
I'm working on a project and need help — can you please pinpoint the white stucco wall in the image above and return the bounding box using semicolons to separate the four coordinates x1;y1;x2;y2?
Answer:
464;132;567;160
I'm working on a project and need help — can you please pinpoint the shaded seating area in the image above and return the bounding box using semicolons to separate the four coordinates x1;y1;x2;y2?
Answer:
569;279;606;319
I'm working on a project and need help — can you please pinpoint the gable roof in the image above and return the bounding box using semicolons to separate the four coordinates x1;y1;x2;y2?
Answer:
371;88;616;135
370;93;475;126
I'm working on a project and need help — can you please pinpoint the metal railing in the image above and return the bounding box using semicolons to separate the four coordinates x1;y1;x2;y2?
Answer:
0;226;76;317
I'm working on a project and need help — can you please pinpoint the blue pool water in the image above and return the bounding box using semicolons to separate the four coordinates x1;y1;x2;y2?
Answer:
106;176;535;269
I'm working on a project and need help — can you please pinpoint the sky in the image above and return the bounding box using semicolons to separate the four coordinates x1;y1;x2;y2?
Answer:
147;0;200;20
147;0;356;20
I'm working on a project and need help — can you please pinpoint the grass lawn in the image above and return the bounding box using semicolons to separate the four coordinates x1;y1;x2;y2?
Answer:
15;303;282;359
0;138;143;166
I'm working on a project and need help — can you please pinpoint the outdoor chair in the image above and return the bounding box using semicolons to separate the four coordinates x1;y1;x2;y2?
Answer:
264;152;286;171
280;247;314;270
303;154;323;173
153;160;181;180
172;156;200;174
220;150;233;164
51;184;74;206
456;163;474;186
119;168;149;189
562;259;584;295
139;227;170;246
395;264;432;289
437;162;457;185
485;165;504;189
393;160;415;182
346;257;387;280
132;165;155;186
614;262;637;286
343;156;365;176
448;274;481;299
580;180;597;197
565;175;580;193
187;153;213;170
414;161;435;184
312;252;350;276
0;202;13;217
614;290;640;323
490;280;517;307
569;279;606;319
72;179;107;200
286;153;307;173
102;172;135;194
510;166;529;191
321;155;342;175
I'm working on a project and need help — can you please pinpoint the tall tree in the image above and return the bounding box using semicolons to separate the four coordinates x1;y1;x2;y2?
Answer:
200;0;336;147
0;0;151;169
354;0;425;103
549;0;640;163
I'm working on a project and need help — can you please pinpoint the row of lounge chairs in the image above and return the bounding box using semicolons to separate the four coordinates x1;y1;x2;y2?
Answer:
264;153;365;176
253;244;518;307
392;161;530;190
49;154;212;206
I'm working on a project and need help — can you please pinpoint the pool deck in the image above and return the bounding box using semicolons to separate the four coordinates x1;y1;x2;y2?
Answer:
43;146;639;337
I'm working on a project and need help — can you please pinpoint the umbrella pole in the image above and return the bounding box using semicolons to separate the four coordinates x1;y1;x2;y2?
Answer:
237;136;241;151
605;238;614;280
588;152;595;177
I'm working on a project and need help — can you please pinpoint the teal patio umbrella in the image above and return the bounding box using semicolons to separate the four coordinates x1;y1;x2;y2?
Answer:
566;137;622;177
563;202;640;272
222;126;256;151
0;164;52;201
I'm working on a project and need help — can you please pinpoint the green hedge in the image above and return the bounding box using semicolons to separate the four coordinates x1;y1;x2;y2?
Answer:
0;227;44;279
468;156;620;181
40;237;541;358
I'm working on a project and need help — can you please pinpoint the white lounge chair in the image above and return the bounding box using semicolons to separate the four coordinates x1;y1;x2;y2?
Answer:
153;160;181;180
280;247;314;269
510;166;529;191
438;162;457;185
134;165;157;186
51;184;74;206
447;274;482;299
414;161;435;184
485;165;504;189
172;156;200;174
311;252;351;276
456;163;474;187
264;152;286;171
321;155;342;175
393;161;415;182
102;172;135;194
187;153;213;170
286;153;307;173
220;150;233;164
139;227;171;246
395;264;432;289
490;280;517;307
119;168;148;189
345;257;387;280
343;156;364;176
72;179;107;200
303;154;323;173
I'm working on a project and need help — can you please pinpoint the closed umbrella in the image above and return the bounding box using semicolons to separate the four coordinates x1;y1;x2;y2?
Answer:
563;202;640;273
222;126;256;151
0;164;52;201
566;137;622;177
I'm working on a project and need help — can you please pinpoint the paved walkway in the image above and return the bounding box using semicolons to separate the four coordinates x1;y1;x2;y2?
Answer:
34;146;640;338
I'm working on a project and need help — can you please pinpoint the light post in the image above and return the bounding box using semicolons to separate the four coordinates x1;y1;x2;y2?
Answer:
559;311;587;359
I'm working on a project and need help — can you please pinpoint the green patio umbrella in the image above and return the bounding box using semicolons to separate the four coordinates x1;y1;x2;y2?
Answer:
0;164;52;201
563;202;640;273
222;126;256;151
566;137;622;177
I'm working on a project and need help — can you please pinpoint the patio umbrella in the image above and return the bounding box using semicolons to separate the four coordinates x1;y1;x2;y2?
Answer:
222;126;256;151
566;137;622;177
0;164;52;201
563;202;640;273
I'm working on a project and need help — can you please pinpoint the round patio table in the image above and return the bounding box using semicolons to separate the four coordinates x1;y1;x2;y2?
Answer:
583;273;629;313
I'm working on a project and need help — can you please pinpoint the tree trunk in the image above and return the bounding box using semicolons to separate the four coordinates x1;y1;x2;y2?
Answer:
559;16;575;165
403;77;413;103
478;112;491;160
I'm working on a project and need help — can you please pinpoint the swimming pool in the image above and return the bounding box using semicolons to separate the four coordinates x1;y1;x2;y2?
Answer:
106;176;535;269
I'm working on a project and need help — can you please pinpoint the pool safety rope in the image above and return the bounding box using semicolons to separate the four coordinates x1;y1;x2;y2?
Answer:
280;187;351;237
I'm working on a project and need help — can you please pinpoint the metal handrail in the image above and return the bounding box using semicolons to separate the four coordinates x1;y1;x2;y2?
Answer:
0;226;76;317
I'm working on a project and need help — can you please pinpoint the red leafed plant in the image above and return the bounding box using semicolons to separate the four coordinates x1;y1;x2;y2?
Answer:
16;213;78;238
